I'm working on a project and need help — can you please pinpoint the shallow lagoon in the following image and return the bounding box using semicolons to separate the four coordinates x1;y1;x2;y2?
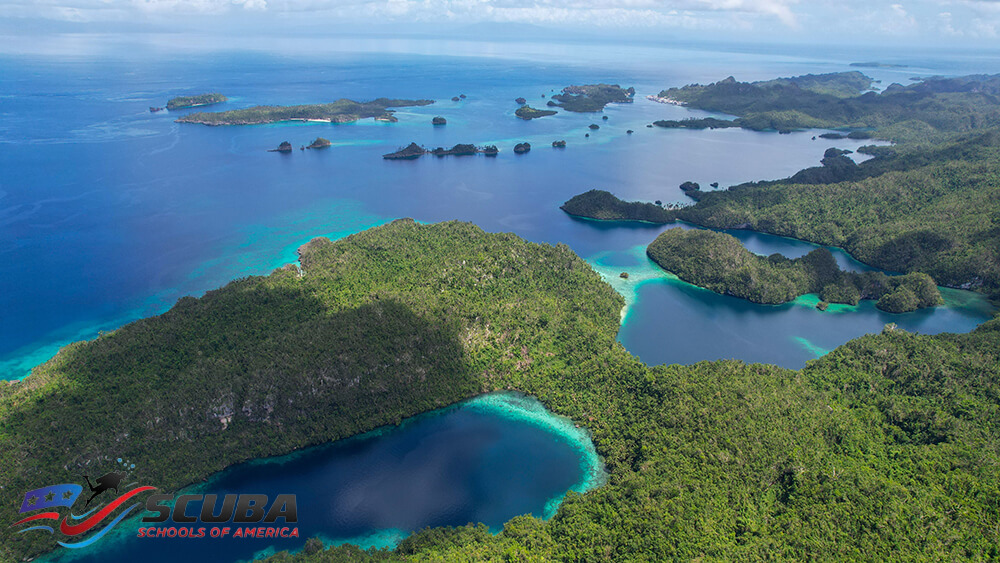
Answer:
40;393;604;562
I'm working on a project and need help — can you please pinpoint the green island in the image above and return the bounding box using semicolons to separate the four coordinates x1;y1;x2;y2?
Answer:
679;180;702;198
646;227;942;312
176;98;434;126
430;143;499;157
307;137;331;149
850;62;909;69
654;72;1000;141
550;83;635;112
382;142;426;160
515;105;557;119
431;144;477;157
382;142;499;159
3;219;1000;562
165;93;227;110
650;116;740;130
817;131;872;140
561;189;673;222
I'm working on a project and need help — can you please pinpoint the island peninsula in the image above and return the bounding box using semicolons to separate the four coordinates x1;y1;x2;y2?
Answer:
652;72;1000;140
4;220;999;562
550;83;635;112
166;93;227;110
561;189;674;222
647;227;942;313
176;98;434;125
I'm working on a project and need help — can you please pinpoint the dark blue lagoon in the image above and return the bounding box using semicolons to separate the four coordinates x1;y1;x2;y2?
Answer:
1;38;996;378
38;393;605;563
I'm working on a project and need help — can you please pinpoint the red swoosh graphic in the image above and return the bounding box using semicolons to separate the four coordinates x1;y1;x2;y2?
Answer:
59;486;156;536
10;512;59;527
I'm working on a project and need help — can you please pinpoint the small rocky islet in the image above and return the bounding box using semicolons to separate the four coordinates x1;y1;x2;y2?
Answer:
515;105;557;119
268;138;330;152
307;137;332;149
383;142;500;160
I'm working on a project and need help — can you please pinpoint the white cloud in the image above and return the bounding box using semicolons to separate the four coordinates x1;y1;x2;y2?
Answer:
880;2;919;33
971;15;998;34
1;0;999;43
953;0;1000;13
938;10;961;34
0;0;804;27
695;0;799;27
234;0;268;11
943;0;1000;37
129;0;230;14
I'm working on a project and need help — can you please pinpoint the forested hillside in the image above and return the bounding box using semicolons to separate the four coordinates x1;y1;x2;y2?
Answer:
673;135;1000;293
263;318;1000;562
562;130;1000;295
646;227;942;312
655;72;1000;141
3;221;997;563
0;220;621;561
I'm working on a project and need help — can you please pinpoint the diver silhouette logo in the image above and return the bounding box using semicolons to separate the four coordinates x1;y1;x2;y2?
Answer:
83;471;128;507
11;466;155;549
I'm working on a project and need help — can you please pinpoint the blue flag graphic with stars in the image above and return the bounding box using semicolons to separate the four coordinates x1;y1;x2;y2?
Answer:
19;484;82;513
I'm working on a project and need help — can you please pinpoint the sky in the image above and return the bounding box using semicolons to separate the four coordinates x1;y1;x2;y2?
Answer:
1;0;1000;47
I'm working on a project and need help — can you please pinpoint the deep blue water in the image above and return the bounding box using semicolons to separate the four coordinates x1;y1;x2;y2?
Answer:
1;38;995;378
39;393;605;562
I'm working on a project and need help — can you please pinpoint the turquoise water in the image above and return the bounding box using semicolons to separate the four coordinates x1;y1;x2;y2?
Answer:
593;246;993;367
39;392;605;563
597;241;992;367
1;39;994;377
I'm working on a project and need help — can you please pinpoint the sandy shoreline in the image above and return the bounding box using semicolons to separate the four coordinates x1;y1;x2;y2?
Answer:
646;94;686;106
